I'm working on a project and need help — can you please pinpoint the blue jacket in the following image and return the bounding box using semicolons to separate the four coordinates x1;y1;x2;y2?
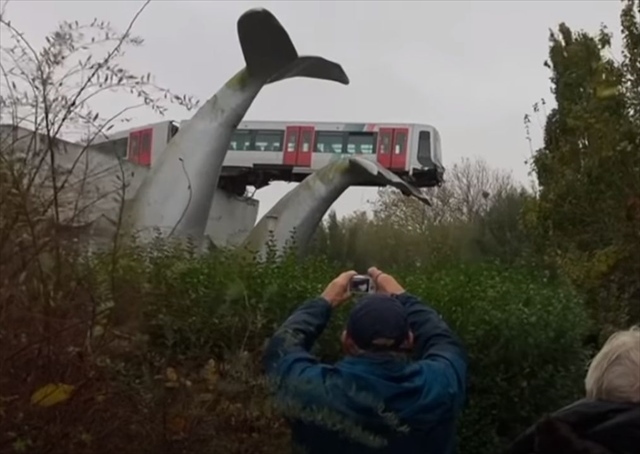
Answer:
262;292;469;454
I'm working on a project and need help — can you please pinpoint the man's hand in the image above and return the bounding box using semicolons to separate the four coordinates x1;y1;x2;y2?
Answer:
367;267;405;295
321;270;358;308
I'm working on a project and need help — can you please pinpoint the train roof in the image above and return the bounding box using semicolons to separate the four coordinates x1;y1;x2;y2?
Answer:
98;119;440;140
194;119;438;129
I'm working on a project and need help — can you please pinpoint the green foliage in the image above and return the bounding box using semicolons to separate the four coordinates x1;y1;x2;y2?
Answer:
621;0;640;124
79;243;591;454
403;263;589;446
525;2;640;329
309;158;535;270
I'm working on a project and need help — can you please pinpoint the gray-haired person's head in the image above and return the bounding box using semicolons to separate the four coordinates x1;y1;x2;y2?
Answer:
585;325;640;403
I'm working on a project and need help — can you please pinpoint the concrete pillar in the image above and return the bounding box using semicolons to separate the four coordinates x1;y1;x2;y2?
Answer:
204;190;259;248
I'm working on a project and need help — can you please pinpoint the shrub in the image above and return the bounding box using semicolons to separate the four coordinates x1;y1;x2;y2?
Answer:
402;263;591;450
1;224;591;454
77;246;590;454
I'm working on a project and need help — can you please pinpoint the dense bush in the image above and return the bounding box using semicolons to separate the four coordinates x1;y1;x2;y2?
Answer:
36;242;589;454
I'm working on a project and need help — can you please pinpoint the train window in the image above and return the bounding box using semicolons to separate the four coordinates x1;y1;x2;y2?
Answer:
378;130;392;154
286;130;298;152
113;138;129;159
315;131;344;153
230;130;251;151
346;132;375;154
93;137;128;159
394;131;407;155
417;130;432;166
255;130;284;151
168;122;179;141
300;129;313;152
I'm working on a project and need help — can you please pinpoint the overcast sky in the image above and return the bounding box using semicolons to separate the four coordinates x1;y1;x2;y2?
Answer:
3;0;622;219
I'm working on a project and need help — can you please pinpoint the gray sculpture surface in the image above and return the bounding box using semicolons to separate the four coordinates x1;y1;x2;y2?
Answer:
126;8;349;241
121;7;436;257
243;157;431;258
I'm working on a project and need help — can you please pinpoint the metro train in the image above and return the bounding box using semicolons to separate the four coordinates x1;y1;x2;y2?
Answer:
91;119;444;195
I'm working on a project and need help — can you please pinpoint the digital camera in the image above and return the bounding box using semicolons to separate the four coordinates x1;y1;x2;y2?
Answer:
350;274;373;294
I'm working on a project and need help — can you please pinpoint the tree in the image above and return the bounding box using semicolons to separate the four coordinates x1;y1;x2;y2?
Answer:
308;157;532;269
0;3;199;451
0;0;198;280
527;0;640;328
370;157;529;264
372;157;518;231
621;0;640;125
472;188;533;263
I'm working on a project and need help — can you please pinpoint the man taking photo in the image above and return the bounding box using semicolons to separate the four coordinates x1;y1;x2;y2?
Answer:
262;267;468;454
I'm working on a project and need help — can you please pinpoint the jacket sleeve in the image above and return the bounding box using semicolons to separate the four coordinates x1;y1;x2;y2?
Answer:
262;297;332;383
396;292;469;411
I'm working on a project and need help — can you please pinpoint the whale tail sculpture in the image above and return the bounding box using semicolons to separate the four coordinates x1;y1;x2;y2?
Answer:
238;9;349;85
242;157;431;258
124;8;349;242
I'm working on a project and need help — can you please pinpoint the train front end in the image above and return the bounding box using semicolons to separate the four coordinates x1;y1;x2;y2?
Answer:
409;124;444;187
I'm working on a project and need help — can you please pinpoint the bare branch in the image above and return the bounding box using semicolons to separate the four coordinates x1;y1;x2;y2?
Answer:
0;2;200;300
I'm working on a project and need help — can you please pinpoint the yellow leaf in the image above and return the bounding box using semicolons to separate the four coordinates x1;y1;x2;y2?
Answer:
31;383;75;407
202;359;219;388
595;86;618;98
165;367;178;382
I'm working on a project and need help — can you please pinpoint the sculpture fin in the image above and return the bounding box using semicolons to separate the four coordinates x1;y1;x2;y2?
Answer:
237;8;298;80
237;9;349;85
349;157;432;206
268;56;350;85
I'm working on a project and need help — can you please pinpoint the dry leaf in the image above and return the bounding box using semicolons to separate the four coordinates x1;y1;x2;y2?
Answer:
31;383;75;407
166;367;178;381
166;415;188;440
165;367;179;388
202;359;219;389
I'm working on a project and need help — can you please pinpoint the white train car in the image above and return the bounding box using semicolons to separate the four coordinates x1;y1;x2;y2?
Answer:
92;119;444;194
91;120;179;167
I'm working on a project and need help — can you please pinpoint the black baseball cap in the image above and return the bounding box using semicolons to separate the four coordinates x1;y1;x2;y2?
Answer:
346;294;410;350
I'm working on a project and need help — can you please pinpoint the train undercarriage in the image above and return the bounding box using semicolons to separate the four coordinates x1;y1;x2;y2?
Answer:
216;166;443;198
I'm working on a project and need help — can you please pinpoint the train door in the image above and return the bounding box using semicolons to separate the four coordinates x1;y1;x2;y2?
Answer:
139;128;153;166
376;128;393;167
128;128;153;166
390;127;409;170
283;125;314;167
